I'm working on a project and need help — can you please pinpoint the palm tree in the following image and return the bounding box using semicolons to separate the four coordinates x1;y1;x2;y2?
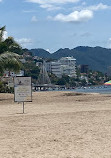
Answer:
0;26;22;76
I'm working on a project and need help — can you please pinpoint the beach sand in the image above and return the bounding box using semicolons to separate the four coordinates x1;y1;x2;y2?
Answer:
0;91;111;158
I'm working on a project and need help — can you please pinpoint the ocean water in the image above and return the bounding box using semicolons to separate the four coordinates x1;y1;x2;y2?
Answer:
36;85;111;94
73;86;111;94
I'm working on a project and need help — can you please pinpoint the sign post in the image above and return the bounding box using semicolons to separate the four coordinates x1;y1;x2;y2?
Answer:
14;77;32;113
23;102;24;114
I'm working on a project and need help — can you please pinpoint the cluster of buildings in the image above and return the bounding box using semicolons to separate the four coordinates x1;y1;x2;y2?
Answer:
36;57;76;78
3;56;77;78
45;57;76;78
3;54;91;80
3;55;90;80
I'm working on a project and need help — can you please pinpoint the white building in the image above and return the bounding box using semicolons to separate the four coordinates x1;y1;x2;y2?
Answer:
46;57;76;77
59;57;76;66
59;57;76;77
51;62;62;78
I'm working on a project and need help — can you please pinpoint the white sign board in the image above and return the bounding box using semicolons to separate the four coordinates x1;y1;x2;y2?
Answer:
14;77;32;102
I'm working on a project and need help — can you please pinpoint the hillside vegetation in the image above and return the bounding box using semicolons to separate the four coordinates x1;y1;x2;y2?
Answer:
30;46;111;73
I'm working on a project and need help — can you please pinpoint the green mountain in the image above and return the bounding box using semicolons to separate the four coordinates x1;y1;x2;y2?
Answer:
30;48;51;59
30;46;111;73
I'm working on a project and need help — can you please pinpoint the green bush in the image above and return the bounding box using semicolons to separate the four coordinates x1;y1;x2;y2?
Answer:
0;81;14;93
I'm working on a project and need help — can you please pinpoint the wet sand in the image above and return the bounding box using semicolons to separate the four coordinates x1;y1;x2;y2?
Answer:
0;91;111;158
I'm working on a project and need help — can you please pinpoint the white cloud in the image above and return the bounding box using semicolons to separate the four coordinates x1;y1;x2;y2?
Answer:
26;0;79;4
31;15;38;22
50;10;93;23
26;0;79;10
46;49;50;53
86;3;110;11
40;4;61;11
16;38;32;47
52;3;109;23
0;0;2;2
73;3;110;12
3;31;8;40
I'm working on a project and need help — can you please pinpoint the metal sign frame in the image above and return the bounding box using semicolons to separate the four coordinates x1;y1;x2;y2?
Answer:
14;76;32;102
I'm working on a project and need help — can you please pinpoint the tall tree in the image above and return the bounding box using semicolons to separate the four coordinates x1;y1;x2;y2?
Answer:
0;26;22;76
4;37;23;55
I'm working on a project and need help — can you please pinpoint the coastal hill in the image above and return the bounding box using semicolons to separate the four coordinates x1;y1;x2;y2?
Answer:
30;48;51;58
30;46;111;73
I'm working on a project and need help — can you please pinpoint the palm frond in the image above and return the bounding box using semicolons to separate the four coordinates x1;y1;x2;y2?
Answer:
0;51;19;59
0;51;21;73
3;58;22;72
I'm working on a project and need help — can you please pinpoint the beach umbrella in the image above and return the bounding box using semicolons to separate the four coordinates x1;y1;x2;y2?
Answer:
104;80;111;85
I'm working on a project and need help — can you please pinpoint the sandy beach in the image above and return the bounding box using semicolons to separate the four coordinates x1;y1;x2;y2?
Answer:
0;91;111;158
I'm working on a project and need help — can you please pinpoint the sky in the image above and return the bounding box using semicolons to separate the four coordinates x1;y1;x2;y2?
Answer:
0;0;111;53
